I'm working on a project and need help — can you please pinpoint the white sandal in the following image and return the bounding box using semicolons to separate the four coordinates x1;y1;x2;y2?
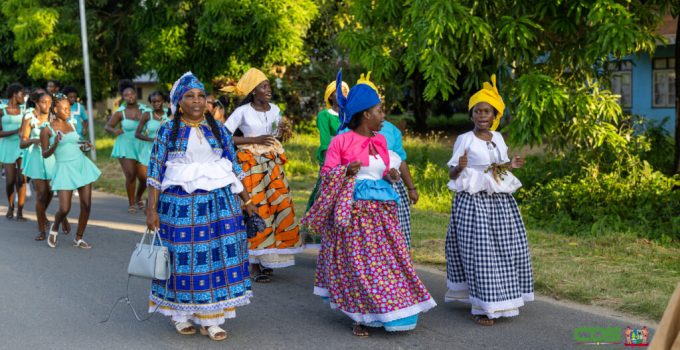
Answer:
200;325;227;341
72;238;92;249
47;230;58;248
174;321;196;335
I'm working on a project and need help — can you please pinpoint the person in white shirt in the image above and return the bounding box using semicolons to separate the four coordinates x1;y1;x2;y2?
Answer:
223;68;302;283
444;75;534;326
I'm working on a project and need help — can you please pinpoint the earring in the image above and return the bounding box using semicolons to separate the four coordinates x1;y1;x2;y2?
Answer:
179;106;184;114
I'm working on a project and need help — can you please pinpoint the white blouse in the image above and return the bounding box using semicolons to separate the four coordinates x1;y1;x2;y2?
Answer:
446;131;522;194
356;155;387;180
161;128;244;194
225;103;282;137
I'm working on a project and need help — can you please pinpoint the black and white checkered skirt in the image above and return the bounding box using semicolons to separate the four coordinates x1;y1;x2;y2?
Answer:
393;180;412;248
444;191;534;319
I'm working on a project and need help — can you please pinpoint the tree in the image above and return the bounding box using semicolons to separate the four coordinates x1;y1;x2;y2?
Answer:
134;0;318;89
339;0;674;160
1;0;318;99
0;0;146;99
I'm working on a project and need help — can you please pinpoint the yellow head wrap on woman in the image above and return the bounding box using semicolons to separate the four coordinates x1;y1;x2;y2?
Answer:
221;68;268;97
468;74;505;131
324;81;349;109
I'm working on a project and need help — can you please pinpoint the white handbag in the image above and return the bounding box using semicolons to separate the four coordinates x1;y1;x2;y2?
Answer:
102;228;172;323
127;228;171;280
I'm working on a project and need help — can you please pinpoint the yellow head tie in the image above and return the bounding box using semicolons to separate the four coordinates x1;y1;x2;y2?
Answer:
324;81;349;109
468;74;506;131
221;68;268;97
357;72;379;94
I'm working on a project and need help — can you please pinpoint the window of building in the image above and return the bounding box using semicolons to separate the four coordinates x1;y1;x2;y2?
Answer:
652;57;676;108
609;61;633;109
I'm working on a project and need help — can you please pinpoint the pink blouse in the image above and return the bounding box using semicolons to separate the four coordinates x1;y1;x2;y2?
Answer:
322;131;390;176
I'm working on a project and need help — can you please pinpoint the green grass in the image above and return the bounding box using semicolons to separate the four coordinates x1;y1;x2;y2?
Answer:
91;122;679;321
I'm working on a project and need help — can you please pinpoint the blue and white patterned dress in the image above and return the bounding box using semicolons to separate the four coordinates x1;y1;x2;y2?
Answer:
146;120;252;327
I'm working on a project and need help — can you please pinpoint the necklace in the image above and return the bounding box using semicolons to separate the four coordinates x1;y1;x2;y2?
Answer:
152;110;163;120
181;117;206;144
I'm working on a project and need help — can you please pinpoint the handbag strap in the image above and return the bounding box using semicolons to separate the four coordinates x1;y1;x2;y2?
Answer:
101;229;172;323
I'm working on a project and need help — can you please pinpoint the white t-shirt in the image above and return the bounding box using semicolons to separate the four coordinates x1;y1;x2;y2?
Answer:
446;131;521;194
225;103;282;137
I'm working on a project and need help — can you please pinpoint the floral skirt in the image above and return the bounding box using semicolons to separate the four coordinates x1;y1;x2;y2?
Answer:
149;186;252;326
313;199;436;330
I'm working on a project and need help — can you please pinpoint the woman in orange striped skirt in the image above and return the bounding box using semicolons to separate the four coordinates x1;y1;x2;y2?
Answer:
223;68;302;283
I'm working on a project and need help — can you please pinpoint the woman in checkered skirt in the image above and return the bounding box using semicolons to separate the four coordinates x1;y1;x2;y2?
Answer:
444;75;534;326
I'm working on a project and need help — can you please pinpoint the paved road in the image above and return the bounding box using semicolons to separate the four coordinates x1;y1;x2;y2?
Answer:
0;184;656;349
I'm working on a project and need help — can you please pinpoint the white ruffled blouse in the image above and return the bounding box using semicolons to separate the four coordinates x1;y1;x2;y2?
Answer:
161;127;244;194
446;131;522;194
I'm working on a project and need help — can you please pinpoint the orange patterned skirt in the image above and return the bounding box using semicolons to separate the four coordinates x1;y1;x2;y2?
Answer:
237;148;302;268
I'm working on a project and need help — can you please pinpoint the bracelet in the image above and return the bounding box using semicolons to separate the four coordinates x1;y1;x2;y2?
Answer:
243;198;252;206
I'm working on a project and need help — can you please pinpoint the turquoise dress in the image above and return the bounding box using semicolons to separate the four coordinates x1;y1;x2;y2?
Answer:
49;126;101;190
21;114;56;180
111;107;142;161
0;107;24;164
138;112;169;167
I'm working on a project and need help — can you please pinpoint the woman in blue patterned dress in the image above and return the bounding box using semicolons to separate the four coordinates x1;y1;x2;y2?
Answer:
146;72;257;341
0;83;27;221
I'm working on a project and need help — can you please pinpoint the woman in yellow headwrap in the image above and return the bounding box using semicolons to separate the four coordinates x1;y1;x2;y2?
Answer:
223;68;302;283
444;75;534;326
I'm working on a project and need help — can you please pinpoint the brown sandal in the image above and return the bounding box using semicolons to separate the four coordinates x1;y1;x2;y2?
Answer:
128;205;137;214
34;232;46;241
352;323;369;337
473;315;495;326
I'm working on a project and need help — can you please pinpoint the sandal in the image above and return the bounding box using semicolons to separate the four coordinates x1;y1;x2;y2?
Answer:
174;321;196;335
47;229;58;248
34;232;46;241
5;206;14;220
473;315;495;326
15;212;26;222
62;219;71;235
73;238;92;249
261;268;273;276
128;205;136;214
251;273;271;283
200;325;227;341
352;323;370;337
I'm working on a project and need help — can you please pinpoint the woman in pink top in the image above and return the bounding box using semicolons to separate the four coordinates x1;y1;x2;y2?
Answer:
303;71;435;337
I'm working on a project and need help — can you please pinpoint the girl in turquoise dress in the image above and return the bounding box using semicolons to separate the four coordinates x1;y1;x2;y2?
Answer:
0;83;27;221
40;96;101;249
19;91;62;240
135;91;170;167
105;79;146;214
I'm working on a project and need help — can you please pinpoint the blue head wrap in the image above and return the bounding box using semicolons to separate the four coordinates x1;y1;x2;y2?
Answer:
336;69;381;132
169;71;205;115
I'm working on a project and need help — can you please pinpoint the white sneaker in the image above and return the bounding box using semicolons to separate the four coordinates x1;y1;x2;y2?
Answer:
25;185;32;198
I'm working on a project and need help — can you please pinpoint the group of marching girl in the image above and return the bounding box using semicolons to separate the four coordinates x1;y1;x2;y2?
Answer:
0;82;100;249
1;68;534;340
